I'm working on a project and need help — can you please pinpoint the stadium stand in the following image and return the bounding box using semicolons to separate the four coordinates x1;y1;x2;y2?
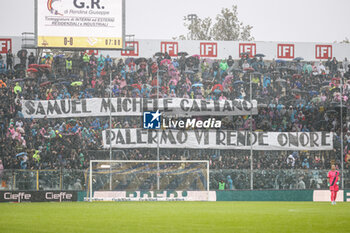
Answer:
0;50;349;190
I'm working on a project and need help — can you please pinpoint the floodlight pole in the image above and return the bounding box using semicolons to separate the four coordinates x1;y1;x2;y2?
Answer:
109;72;112;191
249;72;253;190
340;77;344;189
157;69;160;190
89;160;92;202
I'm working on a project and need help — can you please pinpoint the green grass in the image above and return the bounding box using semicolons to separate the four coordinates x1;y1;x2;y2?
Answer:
0;202;349;233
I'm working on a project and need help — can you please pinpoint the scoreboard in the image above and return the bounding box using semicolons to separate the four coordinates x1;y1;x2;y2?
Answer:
36;0;124;49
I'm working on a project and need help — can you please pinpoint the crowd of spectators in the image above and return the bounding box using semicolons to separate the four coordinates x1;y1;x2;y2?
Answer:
1;48;350;190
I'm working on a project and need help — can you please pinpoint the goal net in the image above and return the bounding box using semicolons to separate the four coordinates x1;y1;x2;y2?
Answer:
88;160;209;201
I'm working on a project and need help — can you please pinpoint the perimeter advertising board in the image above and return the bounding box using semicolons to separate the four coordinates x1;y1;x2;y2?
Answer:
36;0;124;49
0;191;78;202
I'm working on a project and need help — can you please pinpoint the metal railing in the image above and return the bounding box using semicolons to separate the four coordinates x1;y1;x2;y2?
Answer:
0;168;349;191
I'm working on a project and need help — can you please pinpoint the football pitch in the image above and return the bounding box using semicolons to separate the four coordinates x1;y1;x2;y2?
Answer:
0;202;349;233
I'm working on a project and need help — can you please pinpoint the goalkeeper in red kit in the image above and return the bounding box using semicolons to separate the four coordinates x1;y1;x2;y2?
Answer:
327;164;340;205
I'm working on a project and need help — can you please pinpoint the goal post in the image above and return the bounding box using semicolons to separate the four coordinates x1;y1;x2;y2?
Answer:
88;160;210;201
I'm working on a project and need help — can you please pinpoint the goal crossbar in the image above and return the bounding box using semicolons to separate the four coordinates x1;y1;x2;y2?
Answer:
89;160;210;202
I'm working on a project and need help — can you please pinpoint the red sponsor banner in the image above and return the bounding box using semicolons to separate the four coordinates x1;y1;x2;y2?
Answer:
239;43;256;58
121;41;139;56
86;50;99;56
315;45;332;59
200;42;217;57
0;39;12;54
160;42;178;57
277;44;294;59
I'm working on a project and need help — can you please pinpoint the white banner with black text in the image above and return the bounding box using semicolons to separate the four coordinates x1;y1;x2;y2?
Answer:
102;129;333;151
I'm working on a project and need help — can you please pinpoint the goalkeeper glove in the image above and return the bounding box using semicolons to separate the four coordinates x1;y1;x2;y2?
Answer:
327;182;330;187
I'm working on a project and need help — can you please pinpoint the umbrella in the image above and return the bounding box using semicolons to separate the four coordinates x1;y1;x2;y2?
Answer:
28;64;40;68
14;64;25;71
212;84;223;92
192;83;203;88
293;57;304;61
255;53;265;58
283;74;293;79
203;58;214;64
311;97;321;103
10;78;24;83
309;90;319;96
252;71;262;76
272;71;280;75
17;49;28;59
27;68;38;73
71;81;83;87
321;86;331;90
125;58;134;65
135;57;147;65
275;60;286;64
17;127;25;133
279;96;291;102
86;88;95;93
293;74;302;78
275;78;287;83
131;83;141;90
184;70;195;74
54;54;65;58
309;84;318;89
244;67;255;72
69;74;79;80
224;75;234;80
326;110;337;114
192;54;200;59
59;81;70;86
132;89;141;95
178;52;188;57
291;88;301;93
277;66;289;70
155;52;164;57
233;80;244;85
40;81;52;87
203;80;213;85
38;64;51;69
142;84;152;89
232;68;243;73
258;103;268;107
330;87;340;93
240;52;250;56
16;152;28;157
185;56;197;65
160;59;172;65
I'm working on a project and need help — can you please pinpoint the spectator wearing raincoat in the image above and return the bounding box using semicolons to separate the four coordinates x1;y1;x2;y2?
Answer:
0;79;6;88
14;83;22;95
33;150;40;163
219;59;228;77
303;63;312;74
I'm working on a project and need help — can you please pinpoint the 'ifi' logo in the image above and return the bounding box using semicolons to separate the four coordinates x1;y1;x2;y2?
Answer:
143;110;161;129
